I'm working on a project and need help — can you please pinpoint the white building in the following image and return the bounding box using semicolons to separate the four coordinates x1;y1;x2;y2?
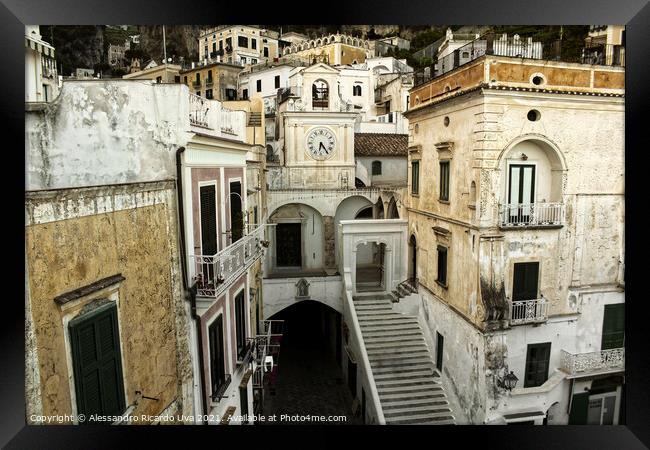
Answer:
25;25;59;102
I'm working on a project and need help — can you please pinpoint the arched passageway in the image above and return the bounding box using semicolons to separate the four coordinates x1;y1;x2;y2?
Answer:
260;300;360;424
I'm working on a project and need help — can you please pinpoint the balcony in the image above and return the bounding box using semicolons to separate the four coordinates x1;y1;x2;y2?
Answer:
191;224;267;298
499;203;565;228
560;348;625;377
205;78;214;88
509;298;548;326
192;80;202;89
189;93;209;128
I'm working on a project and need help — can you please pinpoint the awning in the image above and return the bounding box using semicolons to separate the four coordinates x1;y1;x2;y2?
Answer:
25;36;55;58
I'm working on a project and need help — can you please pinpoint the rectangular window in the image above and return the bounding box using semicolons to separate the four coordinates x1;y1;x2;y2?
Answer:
263;47;269;57
207;70;212;83
439;161;450;201
274;75;280;89
256;79;262;92
251;58;257;65
411;161;419;195
229;181;243;242
251;38;257;50
372;160;382;175
69;302;126;419
208;315;227;400
219;40;223;50
241;57;247;64
238;36;248;48
242;89;248;100
200;185;218;255
205;89;213;99
235;291;247;359
225;89;237;101
524;342;551;388
602;304;625;350
212;42;216;53
512;262;539;301
437;245;448;286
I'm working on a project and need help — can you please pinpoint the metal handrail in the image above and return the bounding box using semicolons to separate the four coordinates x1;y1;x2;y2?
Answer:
342;271;385;424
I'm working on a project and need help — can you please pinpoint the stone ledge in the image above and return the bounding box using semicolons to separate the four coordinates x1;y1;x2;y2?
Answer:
54;274;125;306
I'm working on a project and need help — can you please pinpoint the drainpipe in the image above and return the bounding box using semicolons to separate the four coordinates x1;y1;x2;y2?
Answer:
176;146;209;423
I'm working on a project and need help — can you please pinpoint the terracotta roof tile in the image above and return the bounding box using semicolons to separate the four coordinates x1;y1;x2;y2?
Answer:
354;133;409;157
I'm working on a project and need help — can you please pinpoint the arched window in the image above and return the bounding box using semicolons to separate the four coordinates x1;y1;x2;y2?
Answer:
312;79;329;108
372;160;382;175
469;181;477;207
353;85;362;96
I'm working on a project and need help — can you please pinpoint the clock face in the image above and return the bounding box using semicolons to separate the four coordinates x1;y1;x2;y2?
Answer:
306;128;336;160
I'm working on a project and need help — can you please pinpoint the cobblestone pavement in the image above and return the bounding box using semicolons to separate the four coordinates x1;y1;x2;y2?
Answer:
259;303;361;425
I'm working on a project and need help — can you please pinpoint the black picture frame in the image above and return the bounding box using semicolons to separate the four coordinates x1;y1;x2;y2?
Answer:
3;0;647;447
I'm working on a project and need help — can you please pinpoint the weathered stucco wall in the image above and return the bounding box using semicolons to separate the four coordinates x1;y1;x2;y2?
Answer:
25;80;191;191
25;181;192;423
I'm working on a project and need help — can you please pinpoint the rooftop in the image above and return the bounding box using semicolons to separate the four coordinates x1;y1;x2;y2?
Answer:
354;133;409;157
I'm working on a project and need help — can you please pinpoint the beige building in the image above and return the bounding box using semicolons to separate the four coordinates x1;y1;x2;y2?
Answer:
180;62;243;100
123;61;182;83
403;36;625;424
199;26;280;67
25;81;195;424
282;33;372;65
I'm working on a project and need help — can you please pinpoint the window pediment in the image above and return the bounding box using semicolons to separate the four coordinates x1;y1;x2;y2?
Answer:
435;141;454;159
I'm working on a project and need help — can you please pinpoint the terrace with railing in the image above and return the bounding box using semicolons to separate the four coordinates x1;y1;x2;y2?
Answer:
499;203;565;228
560;348;625;377
509;298;549;326
413;31;626;88
191;224;267;298
188;93;247;140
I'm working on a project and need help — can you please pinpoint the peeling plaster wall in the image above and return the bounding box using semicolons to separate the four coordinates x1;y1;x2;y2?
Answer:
24;182;193;423
26;80;191;191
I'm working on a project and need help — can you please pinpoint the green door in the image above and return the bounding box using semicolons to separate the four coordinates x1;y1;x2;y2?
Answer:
602;304;625;350
69;302;126;421
569;392;590;424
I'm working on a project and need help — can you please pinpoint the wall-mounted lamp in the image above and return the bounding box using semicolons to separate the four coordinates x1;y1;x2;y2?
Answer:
497;370;519;391
521;153;528;161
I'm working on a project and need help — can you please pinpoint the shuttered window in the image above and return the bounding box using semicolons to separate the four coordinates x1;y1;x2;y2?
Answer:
200;185;217;255
235;291;247;359
372;161;382;175
512;262;539;301
69;302;125;420
439;161;450;201
411;161;419;195
524;342;551;387
209;315;227;400
437;246;448;286
602;304;625;350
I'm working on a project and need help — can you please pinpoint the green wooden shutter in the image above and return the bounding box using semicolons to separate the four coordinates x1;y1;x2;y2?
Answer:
569;392;590;424
524;342;551;387
602;304;625;350
70;303;125;419
200;185;218;255
513;262;539;301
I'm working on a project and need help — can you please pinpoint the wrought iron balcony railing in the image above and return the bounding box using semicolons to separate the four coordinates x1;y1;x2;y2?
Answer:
509;298;548;325
191;224;266;298
211;374;232;402
499;202;565;228
560;348;625;376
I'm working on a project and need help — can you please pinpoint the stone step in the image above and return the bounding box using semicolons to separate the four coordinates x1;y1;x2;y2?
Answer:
357;314;415;322
367;343;428;353
353;295;393;301
371;362;435;373
381;397;449;408
373;370;435;380
353;298;392;304
384;412;455;424
356;309;398;316
360;320;420;329
368;350;431;367
383;404;451;416
379;390;446;400
377;384;443;395
365;339;425;349
380;392;447;403
376;377;441;387
363;329;422;338
355;304;393;310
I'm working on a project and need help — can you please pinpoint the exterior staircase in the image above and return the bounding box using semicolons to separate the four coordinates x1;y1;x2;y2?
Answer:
248;111;262;127
390;278;418;303
353;293;455;425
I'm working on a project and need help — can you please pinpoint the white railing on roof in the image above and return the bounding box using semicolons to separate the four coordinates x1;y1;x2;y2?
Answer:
188;93;247;141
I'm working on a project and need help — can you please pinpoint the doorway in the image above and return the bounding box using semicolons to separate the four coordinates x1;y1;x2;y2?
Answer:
409;235;417;282
229;181;243;243
276;223;302;267
355;242;385;292
508;164;536;222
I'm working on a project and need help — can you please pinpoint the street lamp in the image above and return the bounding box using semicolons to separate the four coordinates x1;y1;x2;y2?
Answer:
498;370;519;391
